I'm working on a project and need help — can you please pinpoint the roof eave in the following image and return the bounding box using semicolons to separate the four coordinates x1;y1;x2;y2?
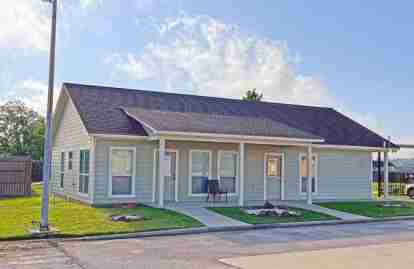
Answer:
155;131;324;144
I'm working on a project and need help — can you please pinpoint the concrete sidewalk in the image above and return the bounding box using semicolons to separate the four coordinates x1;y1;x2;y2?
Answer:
166;204;251;228
279;201;372;221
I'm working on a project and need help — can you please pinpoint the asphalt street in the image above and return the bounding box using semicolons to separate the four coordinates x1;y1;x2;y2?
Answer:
2;220;414;268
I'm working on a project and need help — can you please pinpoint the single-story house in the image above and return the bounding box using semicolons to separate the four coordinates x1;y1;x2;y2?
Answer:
51;83;399;207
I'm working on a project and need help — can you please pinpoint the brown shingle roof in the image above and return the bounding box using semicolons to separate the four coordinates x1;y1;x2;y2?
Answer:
63;82;395;148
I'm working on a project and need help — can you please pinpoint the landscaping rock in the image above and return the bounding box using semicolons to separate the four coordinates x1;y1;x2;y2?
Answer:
111;214;145;222
113;203;139;209
378;202;408;208
243;206;302;217
263;201;275;209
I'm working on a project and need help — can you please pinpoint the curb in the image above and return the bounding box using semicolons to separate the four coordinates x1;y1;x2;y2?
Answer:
57;215;414;242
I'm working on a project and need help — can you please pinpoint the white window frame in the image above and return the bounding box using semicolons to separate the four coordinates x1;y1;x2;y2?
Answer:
68;151;73;170
299;153;318;195
263;152;285;201
218;150;239;196
108;146;136;198
188;149;212;196
78;148;90;196
60;151;65;190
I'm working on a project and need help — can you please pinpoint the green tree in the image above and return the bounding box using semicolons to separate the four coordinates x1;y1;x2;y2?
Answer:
242;88;263;101
0;101;45;160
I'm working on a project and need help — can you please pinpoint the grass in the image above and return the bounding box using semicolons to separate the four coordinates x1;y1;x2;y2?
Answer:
319;201;414;218
207;207;336;225
0;185;202;240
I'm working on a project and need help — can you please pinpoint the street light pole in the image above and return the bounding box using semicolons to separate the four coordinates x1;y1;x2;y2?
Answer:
40;0;58;230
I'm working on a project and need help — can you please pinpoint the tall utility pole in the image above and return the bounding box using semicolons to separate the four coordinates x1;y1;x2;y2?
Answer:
377;152;382;198
40;0;58;230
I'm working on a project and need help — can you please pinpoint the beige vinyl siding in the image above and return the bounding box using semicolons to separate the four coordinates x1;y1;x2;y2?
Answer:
51;94;91;203
161;142;372;204
166;141;239;203
284;148;372;201
244;144;284;202
314;149;372;200
93;139;157;205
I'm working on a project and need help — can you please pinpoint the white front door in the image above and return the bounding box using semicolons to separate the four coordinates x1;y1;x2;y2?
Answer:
164;151;177;202
264;153;284;201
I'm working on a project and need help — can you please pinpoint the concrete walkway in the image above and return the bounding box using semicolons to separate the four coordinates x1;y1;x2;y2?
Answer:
280;201;372;221
166;204;251;228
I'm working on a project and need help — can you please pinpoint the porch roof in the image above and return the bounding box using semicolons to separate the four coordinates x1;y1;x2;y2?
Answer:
120;107;322;141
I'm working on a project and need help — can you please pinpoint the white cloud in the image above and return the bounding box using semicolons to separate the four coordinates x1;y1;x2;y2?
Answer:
79;0;158;12
0;0;50;51
79;0;103;10
106;15;334;107
2;79;61;115
106;14;393;140
0;0;110;51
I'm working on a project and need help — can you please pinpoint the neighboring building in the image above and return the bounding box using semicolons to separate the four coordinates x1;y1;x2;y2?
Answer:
373;160;414;182
51;83;398;207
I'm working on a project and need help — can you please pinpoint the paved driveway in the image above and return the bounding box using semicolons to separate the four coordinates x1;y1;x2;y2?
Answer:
3;220;414;268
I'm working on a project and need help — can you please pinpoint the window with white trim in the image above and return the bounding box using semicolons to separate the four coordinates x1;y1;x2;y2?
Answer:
68;151;73;170
219;151;237;194
110;148;135;196
299;154;317;193
79;150;90;194
190;150;211;194
266;155;282;179
60;152;65;189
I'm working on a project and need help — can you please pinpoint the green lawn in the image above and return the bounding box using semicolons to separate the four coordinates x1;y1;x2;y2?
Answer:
0;185;202;240
207;207;336;225
319;201;414;218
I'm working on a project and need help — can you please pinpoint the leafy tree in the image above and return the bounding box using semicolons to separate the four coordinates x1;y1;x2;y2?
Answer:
242;88;263;101
0;101;45;160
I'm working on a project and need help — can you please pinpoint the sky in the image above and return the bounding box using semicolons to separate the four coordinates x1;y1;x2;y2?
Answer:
0;0;413;158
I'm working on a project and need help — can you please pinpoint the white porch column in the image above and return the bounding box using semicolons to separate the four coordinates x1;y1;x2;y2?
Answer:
158;138;166;208
307;144;313;205
239;142;245;207
384;147;389;199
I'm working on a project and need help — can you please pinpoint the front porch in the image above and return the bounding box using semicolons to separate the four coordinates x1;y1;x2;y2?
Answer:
155;138;320;208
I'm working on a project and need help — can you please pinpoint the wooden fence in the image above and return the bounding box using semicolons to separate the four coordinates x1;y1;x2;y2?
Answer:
32;160;43;182
0;156;32;197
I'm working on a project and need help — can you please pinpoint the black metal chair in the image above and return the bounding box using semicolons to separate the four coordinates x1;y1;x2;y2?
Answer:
206;179;228;202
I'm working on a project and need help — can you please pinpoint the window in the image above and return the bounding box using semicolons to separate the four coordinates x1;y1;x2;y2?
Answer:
68;151;73;170
266;154;282;178
299;154;317;193
110;148;135;196
79;150;90;194
219;151;238;194
190;150;211;195
60;152;65;189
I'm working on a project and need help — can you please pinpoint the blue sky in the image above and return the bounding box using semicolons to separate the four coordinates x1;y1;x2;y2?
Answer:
0;0;413;157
